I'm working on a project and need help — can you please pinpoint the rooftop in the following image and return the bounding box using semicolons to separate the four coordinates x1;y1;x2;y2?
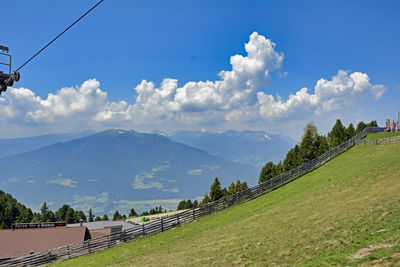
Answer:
0;226;90;260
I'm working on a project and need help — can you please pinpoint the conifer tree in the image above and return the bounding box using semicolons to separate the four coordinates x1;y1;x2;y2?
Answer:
177;200;187;210
199;193;211;206
259;162;280;184
210;177;223;201
315;134;329;157
328;119;347;148
346;123;356;139
75;210;87;222
356;121;367;133
235;180;242;193
185;200;193;209
241;181;249;191
40;202;49;222
88;208;94;222
300;123;317;162
228;182;236;195
65;207;76;223
129;208;138;217
367;120;378;127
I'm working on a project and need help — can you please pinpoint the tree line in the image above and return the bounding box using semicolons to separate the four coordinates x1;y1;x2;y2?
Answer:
0;189;172;229
176;179;249;210
175;119;378;211
259;119;377;184
0;191;94;229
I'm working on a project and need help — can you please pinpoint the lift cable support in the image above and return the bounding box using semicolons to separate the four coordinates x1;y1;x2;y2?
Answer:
0;0;104;94
0;45;19;94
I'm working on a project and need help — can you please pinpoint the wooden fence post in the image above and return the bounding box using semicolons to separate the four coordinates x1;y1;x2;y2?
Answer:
161;218;164;232
142;223;145;237
193;208;196;220
177;214;180;226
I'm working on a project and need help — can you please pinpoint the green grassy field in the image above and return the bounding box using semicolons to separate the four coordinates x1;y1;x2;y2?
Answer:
365;131;400;139
53;142;400;266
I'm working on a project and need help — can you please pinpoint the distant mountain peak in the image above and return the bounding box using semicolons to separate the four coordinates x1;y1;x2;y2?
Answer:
97;129;136;136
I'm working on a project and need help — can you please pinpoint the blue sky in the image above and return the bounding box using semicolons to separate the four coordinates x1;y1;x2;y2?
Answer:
1;0;399;138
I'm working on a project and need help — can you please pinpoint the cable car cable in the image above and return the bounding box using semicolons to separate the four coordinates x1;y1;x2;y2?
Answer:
16;0;104;72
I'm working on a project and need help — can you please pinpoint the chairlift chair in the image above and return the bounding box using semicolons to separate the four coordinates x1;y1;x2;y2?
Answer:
0;45;20;94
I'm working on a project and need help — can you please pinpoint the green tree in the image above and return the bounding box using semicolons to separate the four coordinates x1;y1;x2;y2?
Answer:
177;200;187;210
0;190;35;228
356;121;367;134
88;208;94;222
65;207;76;223
228;182;236;195
283;145;301;171
210;177;223;201
367;120;378;127
31;212;42;223
346;123;356;139
241;181;249;191
129;208;138;217
102;214;109;221
113;211;121;221
328;119;347;148
185;200;193;209
193;200;198;208
315;134;329;157
56;204;72;222
199;193;211;206
222;188;229;197
300;123;318;162
75;210;87;222
259;162;280;184
235;180;242;193
95;216;102;221
47;210;56;222
40;202;49;222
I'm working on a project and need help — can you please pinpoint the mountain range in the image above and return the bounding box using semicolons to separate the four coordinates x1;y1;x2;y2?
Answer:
168;130;295;168
0;130;259;215
0;131;92;159
0;129;294;215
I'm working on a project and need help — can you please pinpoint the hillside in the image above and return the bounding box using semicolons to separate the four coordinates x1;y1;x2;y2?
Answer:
0;129;258;215
365;131;400;139
54;141;400;266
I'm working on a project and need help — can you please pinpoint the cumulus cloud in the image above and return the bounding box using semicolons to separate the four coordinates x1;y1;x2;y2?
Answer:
118;31;284;120
0;79;109;123
0;32;386;137
256;70;386;120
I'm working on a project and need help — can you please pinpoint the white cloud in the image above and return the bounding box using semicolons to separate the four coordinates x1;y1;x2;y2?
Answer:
0;32;386;138
255;70;386;120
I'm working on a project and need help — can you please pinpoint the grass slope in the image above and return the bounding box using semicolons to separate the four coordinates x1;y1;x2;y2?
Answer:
365;131;400;139
54;143;400;266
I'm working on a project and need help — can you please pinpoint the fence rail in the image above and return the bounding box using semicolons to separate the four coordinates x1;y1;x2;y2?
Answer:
358;135;400;145
0;127;382;267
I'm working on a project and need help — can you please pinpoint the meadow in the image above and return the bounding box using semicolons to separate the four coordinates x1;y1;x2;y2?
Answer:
53;138;400;266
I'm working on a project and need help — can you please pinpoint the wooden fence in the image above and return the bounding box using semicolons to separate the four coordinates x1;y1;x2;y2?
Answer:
0;127;381;267
358;135;400;145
